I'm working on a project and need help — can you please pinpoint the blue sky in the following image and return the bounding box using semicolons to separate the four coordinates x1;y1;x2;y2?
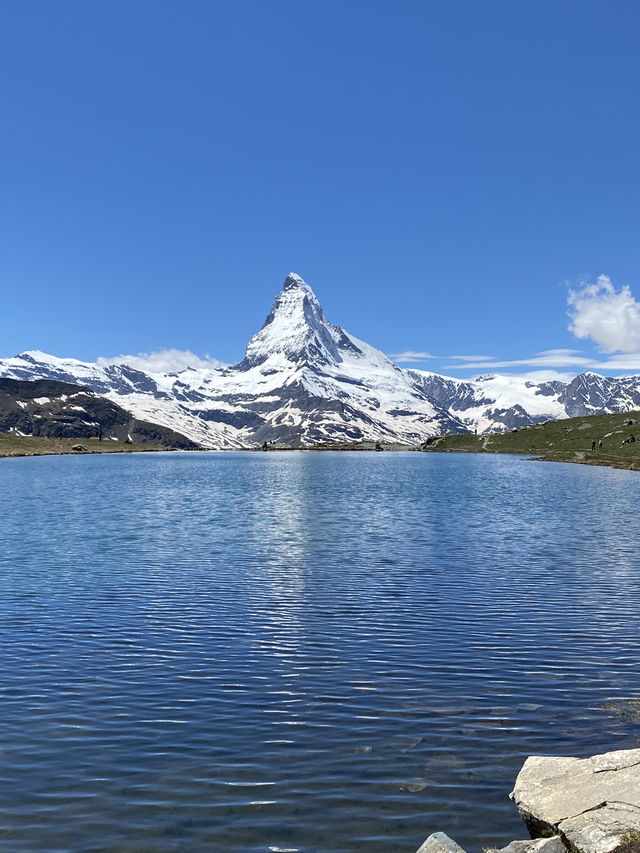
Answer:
1;0;640;377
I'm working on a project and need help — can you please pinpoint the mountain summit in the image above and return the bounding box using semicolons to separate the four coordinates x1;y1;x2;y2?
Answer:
2;273;640;448
241;273;343;369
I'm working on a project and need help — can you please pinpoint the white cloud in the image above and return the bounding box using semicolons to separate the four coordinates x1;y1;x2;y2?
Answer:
98;349;226;374
567;275;640;352
440;347;640;375
447;354;496;361
393;274;640;378
388;350;436;362
589;353;640;371
442;349;594;370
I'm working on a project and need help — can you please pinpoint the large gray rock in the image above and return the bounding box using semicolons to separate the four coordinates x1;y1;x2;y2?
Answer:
487;838;566;853
510;748;640;853
416;832;566;853
416;831;467;853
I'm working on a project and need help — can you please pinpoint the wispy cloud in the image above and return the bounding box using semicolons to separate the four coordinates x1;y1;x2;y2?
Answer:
442;349;594;370
447;354;502;362
590;353;640;370
98;349;226;374
568;275;640;352
440;348;640;374
388;350;436;362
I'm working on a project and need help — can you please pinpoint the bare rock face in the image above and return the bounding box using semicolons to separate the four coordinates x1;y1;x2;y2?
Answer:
416;834;567;853
415;832;467;853
488;838;566;853
510;748;640;853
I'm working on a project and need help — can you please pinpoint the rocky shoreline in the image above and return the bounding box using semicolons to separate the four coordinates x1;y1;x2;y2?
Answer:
416;747;640;853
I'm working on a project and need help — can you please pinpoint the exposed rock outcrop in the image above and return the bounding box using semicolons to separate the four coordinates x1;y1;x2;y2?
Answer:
414;748;640;853
488;838;567;853
0;378;199;449
416;832;467;853
510;748;640;853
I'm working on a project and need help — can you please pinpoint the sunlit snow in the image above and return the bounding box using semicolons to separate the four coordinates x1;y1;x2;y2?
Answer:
2;274;639;448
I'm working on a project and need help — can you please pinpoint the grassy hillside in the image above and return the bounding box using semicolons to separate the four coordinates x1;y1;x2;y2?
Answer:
422;410;640;470
0;434;171;459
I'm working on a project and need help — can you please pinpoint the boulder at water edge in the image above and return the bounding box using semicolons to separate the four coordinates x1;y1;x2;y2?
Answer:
510;748;640;853
487;838;566;853
416;832;467;853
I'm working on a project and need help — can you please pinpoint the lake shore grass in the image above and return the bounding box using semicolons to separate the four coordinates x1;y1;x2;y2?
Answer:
421;409;640;471
0;434;171;459
5;410;640;471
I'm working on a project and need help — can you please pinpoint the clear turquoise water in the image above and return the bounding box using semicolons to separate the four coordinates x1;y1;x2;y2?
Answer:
1;451;639;853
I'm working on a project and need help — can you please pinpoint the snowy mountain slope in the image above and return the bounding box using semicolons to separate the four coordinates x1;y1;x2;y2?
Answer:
0;377;199;447
407;370;569;433
0;351;246;448
2;273;640;447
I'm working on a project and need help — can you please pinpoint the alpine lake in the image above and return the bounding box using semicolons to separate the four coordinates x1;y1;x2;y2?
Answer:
1;450;639;853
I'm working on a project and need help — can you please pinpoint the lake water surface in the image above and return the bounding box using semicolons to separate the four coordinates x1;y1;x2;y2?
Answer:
1;451;639;853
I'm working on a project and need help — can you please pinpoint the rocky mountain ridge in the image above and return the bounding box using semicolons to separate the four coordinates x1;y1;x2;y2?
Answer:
0;378;198;448
2;273;640;448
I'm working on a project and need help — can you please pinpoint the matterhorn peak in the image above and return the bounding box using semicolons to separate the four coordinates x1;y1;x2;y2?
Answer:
3;268;639;449
278;272;322;306
282;272;310;291
240;273;342;369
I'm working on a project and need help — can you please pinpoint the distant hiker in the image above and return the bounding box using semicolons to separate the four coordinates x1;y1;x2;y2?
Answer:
598;440;603;449
591;440;596;451
98;430;103;442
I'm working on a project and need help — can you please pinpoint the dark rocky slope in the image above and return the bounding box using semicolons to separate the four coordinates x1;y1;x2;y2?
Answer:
0;378;199;449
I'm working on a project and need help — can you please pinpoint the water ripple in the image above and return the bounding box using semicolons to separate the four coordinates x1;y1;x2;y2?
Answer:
0;452;639;851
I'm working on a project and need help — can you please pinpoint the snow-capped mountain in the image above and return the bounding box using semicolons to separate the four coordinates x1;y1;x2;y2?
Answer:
2;273;640;448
